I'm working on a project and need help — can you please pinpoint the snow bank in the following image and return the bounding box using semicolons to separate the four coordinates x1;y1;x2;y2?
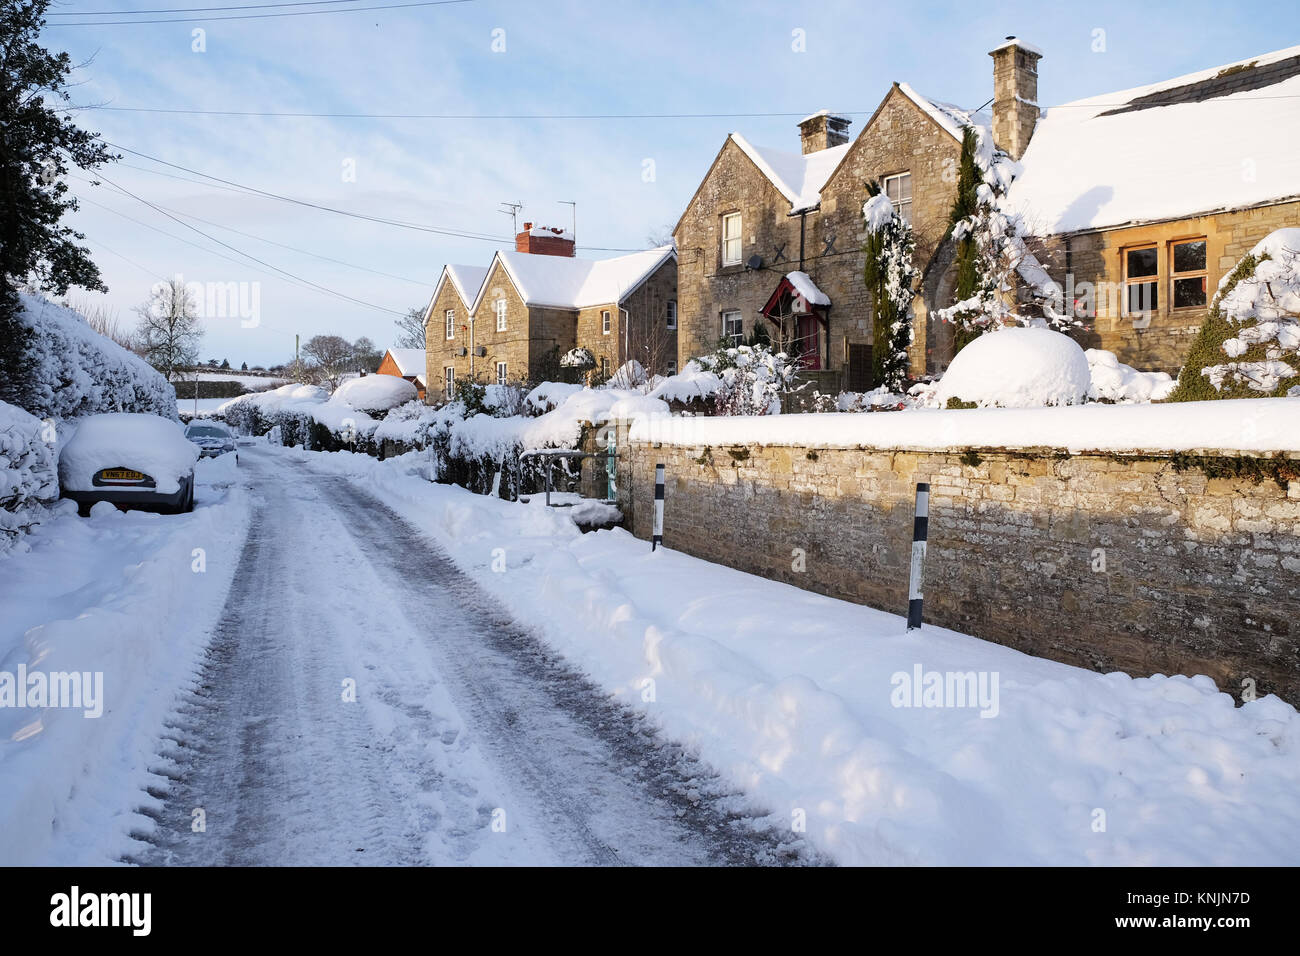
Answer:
294;446;1300;866
1085;349;1176;403
0;460;250;864
0;401;58;551
935;328;1090;408
330;374;417;413
11;293;176;421
628;398;1300;455
58;413;199;495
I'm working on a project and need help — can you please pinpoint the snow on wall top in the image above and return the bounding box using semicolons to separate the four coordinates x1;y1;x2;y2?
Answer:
383;349;426;377
728;133;851;213
1004;45;1300;235
626;399;1300;456
480;246;675;311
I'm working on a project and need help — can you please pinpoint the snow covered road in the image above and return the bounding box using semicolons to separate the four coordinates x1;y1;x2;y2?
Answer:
131;446;806;866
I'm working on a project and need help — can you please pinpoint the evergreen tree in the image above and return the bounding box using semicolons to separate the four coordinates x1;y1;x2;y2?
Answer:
0;1;117;407
862;182;918;392
947;127;986;356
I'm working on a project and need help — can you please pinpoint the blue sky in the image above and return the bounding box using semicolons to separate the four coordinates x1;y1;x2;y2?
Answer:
43;0;1298;366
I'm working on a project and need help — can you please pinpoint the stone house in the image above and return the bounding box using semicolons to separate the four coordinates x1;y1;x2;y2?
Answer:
674;38;1300;384
1001;45;1300;374
423;224;677;401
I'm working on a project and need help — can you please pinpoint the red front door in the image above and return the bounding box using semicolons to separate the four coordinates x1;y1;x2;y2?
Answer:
795;315;821;370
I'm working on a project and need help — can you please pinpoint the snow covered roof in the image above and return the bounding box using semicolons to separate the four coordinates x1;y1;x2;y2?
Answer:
426;264;490;325
896;83;992;141
1003;45;1300;234
786;271;830;307
473;246;676;312
729;133;851;214
383;348;426;377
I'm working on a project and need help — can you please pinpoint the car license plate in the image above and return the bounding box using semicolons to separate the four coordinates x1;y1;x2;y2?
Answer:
98;468;147;481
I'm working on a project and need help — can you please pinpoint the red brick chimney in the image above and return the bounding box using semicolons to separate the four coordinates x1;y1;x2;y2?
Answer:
515;222;576;257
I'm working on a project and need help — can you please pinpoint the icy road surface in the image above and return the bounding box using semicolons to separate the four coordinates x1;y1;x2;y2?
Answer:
130;446;809;866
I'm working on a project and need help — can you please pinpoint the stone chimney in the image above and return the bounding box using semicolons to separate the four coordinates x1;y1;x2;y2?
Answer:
797;111;851;154
989;37;1042;160
515;221;575;257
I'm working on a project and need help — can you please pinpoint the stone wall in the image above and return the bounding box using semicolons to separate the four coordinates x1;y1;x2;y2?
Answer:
618;429;1300;705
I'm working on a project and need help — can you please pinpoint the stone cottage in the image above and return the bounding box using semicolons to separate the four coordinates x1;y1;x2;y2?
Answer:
1001;44;1300;374
423;224;677;400
674;38;1300;385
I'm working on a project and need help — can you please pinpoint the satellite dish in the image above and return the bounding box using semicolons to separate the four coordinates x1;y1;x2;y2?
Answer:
745;254;763;270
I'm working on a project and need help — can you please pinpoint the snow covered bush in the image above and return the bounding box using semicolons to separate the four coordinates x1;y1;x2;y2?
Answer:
934;127;1077;346
0;400;58;551
1086;349;1175;403
862;187;918;392
328;374;417;415
694;343;801;415
5;293;176;420
934;327;1090;408
1170;228;1300;401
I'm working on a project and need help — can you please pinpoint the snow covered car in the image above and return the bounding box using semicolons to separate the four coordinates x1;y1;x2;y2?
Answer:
185;420;238;461
59;413;200;516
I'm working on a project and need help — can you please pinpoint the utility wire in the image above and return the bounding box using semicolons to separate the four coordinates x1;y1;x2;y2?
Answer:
49;1;367;16
45;0;471;26
84;171;407;315
104;142;647;251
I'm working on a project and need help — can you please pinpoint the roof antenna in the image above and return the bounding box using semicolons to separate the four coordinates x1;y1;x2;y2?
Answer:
499;201;523;234
559;200;576;242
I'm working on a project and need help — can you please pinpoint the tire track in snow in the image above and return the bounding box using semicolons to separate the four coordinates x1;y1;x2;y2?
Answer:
127;447;815;866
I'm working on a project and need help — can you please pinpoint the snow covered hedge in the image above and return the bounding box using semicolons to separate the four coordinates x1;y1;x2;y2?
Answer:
934;327;1091;408
1171;228;1300;402
0;400;58;552
5;293;176;421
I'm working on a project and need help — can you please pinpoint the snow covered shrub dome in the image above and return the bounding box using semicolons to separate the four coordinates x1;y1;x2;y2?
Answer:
934;327;1090;408
329;375;417;413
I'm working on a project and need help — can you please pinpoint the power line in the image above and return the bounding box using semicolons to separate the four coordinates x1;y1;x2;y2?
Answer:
84;172;408;316
78;105;872;120
50;1;366;16
74;188;390;318
46;0;471;26
103;142;647;251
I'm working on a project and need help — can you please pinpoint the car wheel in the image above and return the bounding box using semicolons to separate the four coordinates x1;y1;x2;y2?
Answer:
184;478;196;513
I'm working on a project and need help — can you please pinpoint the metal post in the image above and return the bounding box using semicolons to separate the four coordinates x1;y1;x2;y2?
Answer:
907;482;929;631
545;456;553;507
605;427;617;503
652;463;665;551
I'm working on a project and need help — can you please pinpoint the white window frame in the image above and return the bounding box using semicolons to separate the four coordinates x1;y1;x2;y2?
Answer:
602;310;611;335
883;172;913;226
445;309;455;340
722;309;743;344
444;366;454;400
666;299;677;330
495;298;507;332
496;361;508;385
722;212;742;266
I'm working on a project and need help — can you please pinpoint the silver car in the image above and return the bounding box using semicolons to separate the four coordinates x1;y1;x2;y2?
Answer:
185;421;238;462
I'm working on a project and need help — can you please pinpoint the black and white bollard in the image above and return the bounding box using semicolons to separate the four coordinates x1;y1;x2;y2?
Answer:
651;463;665;551
907;482;929;631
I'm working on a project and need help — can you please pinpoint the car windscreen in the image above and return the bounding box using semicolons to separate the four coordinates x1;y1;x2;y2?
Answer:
186;426;229;438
